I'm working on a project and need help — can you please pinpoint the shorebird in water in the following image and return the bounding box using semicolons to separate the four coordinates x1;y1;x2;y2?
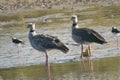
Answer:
71;15;107;58
27;23;69;68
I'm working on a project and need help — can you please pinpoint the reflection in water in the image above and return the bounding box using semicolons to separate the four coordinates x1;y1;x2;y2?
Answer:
81;58;95;80
113;36;119;50
89;58;95;80
46;63;51;80
0;57;120;80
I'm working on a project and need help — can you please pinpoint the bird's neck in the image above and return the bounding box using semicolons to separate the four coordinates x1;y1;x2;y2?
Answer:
72;22;79;29
30;30;35;32
29;30;37;37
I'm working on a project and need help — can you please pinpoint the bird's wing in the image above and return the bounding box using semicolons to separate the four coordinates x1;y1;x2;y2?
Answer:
112;29;120;33
33;34;61;48
14;39;22;42
89;29;106;42
33;34;69;53
75;28;106;43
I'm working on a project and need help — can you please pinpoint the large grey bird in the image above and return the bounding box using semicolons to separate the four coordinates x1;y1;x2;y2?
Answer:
27;23;69;67
71;15;107;58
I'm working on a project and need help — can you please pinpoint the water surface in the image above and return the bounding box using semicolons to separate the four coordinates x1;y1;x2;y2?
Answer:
0;5;120;80
0;56;120;80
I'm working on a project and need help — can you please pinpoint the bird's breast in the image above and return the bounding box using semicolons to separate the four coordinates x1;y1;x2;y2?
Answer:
30;39;46;52
72;35;82;43
28;35;45;52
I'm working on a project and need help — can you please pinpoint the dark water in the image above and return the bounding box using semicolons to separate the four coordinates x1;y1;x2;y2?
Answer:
0;56;120;80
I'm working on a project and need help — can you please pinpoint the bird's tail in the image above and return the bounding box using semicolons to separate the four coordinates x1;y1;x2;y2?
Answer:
98;40;107;44
57;43;69;54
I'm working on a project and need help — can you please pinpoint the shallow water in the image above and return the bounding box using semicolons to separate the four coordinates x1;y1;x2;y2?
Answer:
0;56;120;80
0;6;120;80
0;19;119;68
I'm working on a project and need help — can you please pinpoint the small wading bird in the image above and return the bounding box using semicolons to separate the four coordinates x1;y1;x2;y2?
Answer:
111;27;120;49
12;37;24;45
71;15;107;58
12;37;24;57
27;23;69;68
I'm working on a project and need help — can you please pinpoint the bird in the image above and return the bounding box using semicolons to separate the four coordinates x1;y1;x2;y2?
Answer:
27;23;69;68
112;27;120;36
111;26;120;49
12;37;24;57
12;37;24;45
71;15;107;58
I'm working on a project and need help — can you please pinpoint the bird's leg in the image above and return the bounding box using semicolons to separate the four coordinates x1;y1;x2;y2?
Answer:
81;59;86;72
88;57;94;73
45;51;51;80
17;45;20;58
88;58;95;80
45;51;50;68
80;44;86;71
88;44;91;57
117;37;119;50
80;44;83;58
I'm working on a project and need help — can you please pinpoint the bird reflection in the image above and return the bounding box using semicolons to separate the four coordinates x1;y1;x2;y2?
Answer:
81;57;95;80
46;64;51;80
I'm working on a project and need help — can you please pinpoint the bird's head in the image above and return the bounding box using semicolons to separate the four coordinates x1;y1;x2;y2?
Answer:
112;26;117;30
71;15;78;23
27;23;36;31
12;37;16;40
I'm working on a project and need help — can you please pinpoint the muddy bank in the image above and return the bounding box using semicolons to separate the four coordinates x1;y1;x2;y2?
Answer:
0;0;94;12
0;0;119;13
